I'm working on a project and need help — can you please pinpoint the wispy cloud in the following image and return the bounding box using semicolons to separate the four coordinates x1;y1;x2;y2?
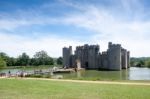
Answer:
0;0;150;57
0;33;84;57
59;0;150;57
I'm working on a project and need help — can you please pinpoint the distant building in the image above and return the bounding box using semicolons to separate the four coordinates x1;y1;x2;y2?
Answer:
62;42;130;71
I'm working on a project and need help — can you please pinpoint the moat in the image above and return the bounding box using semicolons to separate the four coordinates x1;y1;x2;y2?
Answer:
62;67;150;80
0;67;150;80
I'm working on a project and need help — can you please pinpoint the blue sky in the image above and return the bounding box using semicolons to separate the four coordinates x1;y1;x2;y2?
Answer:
0;0;150;57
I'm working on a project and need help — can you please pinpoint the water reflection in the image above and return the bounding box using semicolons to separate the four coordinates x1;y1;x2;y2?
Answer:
62;67;150;80
129;67;150;80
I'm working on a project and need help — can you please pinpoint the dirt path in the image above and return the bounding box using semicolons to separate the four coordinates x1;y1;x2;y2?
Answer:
1;77;150;86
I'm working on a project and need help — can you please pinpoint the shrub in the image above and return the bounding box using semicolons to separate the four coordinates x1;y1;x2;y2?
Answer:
0;57;6;68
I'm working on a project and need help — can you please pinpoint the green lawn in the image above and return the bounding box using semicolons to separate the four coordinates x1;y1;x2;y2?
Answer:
0;79;150;99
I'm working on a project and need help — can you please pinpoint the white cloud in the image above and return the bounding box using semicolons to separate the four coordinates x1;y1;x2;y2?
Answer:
0;33;84;57
0;17;60;31
0;0;150;57
60;3;150;57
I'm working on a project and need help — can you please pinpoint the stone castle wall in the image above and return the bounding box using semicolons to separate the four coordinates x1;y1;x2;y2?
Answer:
63;42;130;71
107;43;122;70
121;49;128;69
62;46;72;68
127;51;130;68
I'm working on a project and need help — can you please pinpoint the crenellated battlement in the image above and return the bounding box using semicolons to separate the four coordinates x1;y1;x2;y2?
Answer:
63;42;130;71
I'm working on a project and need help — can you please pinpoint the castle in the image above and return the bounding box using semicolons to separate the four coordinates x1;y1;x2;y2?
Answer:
63;42;130;71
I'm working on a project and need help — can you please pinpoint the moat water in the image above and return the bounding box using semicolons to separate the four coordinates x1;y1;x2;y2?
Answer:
0;67;150;80
62;67;150;80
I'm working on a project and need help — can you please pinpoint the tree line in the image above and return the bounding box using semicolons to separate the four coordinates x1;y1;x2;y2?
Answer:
0;50;62;68
130;57;150;68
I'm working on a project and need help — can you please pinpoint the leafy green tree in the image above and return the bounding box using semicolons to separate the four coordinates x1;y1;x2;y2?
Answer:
0;52;9;64
0;52;8;60
0;57;6;68
44;57;54;65
57;57;63;65
146;60;150;68
136;60;145;67
130;60;135;66
7;57;17;66
16;53;30;66
140;60;145;66
33;50;54;66
29;58;36;66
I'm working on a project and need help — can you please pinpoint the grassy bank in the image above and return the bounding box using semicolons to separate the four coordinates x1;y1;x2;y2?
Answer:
0;78;150;99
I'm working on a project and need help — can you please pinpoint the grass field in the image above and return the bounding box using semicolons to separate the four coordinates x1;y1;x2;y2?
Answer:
0;78;150;99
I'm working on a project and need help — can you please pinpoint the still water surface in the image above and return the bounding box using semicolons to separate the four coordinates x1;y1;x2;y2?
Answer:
0;67;150;80
62;67;150;80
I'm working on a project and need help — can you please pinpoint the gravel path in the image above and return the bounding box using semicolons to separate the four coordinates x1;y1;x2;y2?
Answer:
1;77;150;86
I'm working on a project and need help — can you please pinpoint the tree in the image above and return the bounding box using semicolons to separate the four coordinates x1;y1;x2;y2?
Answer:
29;58;37;66
0;52;9;63
57;57;63;65
0;52;8;60
136;60;145;67
7;57;17;66
33;50;54;66
146;60;150;68
0;57;6;68
130;60;135;66
140;60;145;66
16;53;30;66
